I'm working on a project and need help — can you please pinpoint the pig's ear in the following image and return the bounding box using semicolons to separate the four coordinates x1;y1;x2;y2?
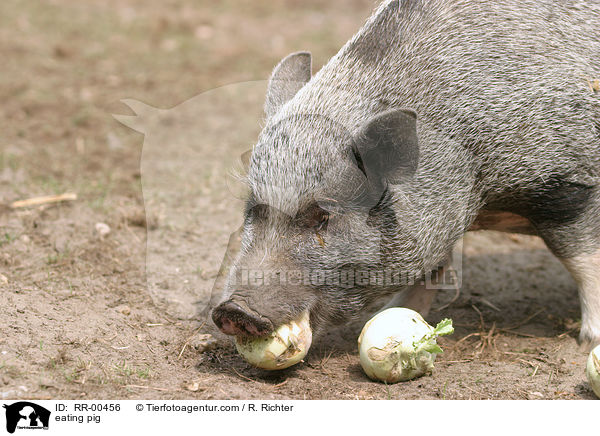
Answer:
353;109;419;186
264;52;312;118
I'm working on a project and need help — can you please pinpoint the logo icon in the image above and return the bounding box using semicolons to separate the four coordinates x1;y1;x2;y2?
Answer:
2;402;50;434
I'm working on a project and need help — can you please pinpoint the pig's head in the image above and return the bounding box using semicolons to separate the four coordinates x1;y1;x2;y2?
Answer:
212;52;419;338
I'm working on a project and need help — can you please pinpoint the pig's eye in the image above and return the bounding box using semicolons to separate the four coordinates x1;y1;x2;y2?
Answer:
315;210;329;231
297;204;329;230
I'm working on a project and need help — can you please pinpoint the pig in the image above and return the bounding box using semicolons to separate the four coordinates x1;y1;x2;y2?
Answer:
212;0;600;351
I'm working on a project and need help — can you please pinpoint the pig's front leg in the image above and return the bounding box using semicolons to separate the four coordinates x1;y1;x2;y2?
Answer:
397;282;438;317
527;184;600;351
561;252;600;350
382;266;448;317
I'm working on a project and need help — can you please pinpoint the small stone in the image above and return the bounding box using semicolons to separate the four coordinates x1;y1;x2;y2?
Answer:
0;274;7;285
189;334;217;353
95;222;111;237
116;305;131;316
186;381;202;392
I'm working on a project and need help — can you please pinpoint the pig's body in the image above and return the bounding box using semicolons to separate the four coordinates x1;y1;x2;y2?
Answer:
213;0;600;350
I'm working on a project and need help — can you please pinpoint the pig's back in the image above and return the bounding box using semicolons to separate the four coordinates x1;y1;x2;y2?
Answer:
404;0;600;187
296;0;600;190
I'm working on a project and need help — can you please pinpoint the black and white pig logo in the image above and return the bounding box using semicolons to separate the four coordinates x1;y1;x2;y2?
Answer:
2;402;50;433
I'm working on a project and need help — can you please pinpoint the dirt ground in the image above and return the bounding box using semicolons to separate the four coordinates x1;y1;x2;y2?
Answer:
0;0;597;400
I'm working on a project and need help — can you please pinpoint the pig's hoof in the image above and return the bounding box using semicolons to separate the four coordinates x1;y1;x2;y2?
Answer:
578;326;600;352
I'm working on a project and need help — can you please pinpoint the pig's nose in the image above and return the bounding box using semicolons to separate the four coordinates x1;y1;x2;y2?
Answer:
212;299;274;336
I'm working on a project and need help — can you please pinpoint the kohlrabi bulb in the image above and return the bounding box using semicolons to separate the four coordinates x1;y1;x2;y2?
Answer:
235;310;312;370
358;308;453;383
586;344;600;398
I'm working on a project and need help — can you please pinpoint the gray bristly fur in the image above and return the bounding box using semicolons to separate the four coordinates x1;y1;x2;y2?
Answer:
222;0;600;344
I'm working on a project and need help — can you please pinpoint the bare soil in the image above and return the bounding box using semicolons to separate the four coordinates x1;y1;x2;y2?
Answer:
0;0;596;400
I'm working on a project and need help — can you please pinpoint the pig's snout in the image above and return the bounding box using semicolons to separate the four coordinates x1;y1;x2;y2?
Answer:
212;299;274;337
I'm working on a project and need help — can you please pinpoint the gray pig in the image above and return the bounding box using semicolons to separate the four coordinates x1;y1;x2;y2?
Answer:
212;0;600;351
